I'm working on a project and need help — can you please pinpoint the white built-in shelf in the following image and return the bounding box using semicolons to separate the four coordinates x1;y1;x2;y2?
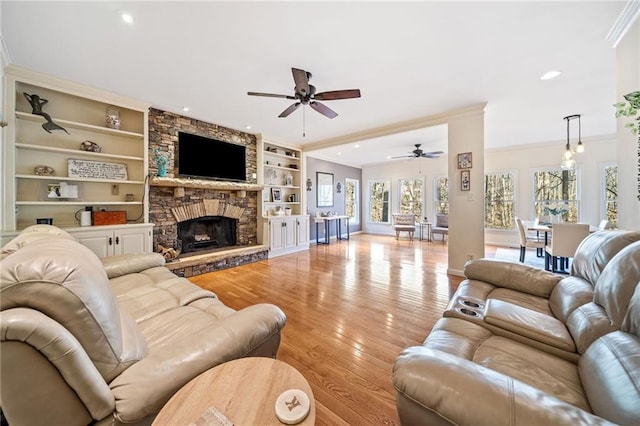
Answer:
263;184;300;189
16;174;144;185
16;111;144;139
16;143;144;162
264;151;300;161
16;201;143;206
264;202;301;205
264;164;300;172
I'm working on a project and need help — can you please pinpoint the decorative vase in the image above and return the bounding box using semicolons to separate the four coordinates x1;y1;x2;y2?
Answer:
157;163;167;177
552;214;563;224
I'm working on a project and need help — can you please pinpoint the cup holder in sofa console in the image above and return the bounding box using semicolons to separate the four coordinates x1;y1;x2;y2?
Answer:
458;308;479;317
461;300;482;308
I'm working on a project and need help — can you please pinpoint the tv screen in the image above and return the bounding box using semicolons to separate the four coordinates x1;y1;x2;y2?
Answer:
177;132;246;182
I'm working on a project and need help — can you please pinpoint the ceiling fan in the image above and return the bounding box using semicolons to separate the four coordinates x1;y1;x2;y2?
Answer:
392;144;444;159
247;67;361;119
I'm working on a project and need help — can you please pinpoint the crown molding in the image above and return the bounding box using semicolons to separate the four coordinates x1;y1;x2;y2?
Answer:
606;0;640;48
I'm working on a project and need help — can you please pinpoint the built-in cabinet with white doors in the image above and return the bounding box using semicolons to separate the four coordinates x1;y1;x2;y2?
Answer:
258;138;309;257
1;65;153;256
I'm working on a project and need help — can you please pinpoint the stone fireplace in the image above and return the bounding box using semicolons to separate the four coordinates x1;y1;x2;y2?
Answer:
148;108;265;277
178;216;237;253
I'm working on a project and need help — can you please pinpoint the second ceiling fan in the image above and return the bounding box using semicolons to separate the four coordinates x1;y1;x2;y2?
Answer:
392;144;444;159
248;67;361;119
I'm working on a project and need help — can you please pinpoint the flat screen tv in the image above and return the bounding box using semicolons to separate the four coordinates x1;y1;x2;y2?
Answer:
177;132;246;182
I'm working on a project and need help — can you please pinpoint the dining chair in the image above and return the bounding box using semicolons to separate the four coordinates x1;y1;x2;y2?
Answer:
544;223;590;273
598;219;614;230
515;217;544;262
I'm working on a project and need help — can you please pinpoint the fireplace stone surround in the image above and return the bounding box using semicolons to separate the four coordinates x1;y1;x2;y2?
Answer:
148;109;265;277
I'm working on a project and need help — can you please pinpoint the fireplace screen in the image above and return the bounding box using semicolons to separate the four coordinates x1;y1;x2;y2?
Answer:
177;216;237;253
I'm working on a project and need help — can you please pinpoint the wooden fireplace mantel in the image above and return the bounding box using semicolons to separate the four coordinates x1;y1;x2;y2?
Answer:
150;177;263;192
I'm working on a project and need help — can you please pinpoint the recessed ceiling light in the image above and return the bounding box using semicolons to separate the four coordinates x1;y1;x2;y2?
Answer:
540;70;562;80
354;144;360;148
181;106;190;112
245;125;252;130
121;12;134;24
337;152;342;155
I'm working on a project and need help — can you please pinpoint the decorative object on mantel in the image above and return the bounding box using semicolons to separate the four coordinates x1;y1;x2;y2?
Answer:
284;172;293;186
560;114;584;170
613;90;640;200
80;140;102;153
105;105;121;130
34;165;54;176
23;92;70;134
153;148;169;177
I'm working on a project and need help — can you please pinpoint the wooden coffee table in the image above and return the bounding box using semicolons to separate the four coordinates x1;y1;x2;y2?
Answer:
153;357;316;425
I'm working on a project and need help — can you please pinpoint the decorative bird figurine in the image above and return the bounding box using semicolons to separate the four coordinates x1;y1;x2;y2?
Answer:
23;92;70;134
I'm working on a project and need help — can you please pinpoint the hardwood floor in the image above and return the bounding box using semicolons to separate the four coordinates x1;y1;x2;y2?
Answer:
189;234;465;425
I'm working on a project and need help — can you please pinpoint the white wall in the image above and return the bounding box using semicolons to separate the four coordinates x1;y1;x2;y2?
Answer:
362;135;618;249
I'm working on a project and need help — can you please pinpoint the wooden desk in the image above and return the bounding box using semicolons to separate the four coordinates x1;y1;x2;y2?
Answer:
153;357;315;426
312;215;350;245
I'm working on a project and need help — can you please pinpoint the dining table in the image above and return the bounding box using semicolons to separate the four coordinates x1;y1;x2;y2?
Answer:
525;221;599;246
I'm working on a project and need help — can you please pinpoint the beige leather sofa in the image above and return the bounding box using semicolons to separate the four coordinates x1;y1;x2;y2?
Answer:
1;225;287;426
393;230;640;425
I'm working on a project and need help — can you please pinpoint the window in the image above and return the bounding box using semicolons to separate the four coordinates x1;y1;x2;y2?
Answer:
485;172;515;229
398;178;424;219
433;176;449;217
533;168;578;222
603;164;618;227
345;178;360;225
369;180;390;223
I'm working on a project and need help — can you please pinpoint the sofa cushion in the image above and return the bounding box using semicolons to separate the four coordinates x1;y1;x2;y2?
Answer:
579;331;640;425
0;237;147;382
0;224;75;260
593;241;640;330
422;318;590;411
435;214;448;227
570;230;640;284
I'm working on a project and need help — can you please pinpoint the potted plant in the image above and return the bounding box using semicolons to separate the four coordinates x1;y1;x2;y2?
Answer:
614;90;640;200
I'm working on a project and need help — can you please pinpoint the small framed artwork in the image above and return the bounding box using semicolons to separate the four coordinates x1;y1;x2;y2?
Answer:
458;152;472;169
461;170;471;191
271;188;281;202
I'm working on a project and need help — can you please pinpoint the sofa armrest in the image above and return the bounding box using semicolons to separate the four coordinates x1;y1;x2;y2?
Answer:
1;308;115;422
101;253;166;279
108;303;287;423
464;259;562;298
392;346;614;426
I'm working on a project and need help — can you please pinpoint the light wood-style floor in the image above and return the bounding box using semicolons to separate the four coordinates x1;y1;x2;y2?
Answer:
190;234;475;425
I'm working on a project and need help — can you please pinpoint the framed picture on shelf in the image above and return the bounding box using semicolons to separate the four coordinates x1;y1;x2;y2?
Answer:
461;170;471;191
271;188;281;202
457;152;472;169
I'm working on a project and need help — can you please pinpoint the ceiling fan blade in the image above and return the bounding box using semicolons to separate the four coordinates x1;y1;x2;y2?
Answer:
247;91;296;100
314;89;361;101
421;154;441;159
292;68;310;97
278;102;301;118
390;155;413;159
309;101;338;119
423;151;445;156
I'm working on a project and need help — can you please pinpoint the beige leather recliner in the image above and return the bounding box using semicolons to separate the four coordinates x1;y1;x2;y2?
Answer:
393;232;640;425
1;225;287;426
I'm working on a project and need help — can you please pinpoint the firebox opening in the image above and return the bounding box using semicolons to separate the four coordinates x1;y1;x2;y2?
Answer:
178;216;237;254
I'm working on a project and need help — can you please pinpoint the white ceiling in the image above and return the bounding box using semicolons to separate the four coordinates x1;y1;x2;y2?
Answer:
1;1;626;167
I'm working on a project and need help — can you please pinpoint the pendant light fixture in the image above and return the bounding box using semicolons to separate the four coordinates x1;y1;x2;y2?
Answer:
560;114;584;170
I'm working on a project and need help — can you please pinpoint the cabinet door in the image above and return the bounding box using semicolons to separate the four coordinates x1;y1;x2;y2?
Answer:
114;227;150;255
283;218;297;248
297;217;309;245
269;219;285;251
74;230;114;257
